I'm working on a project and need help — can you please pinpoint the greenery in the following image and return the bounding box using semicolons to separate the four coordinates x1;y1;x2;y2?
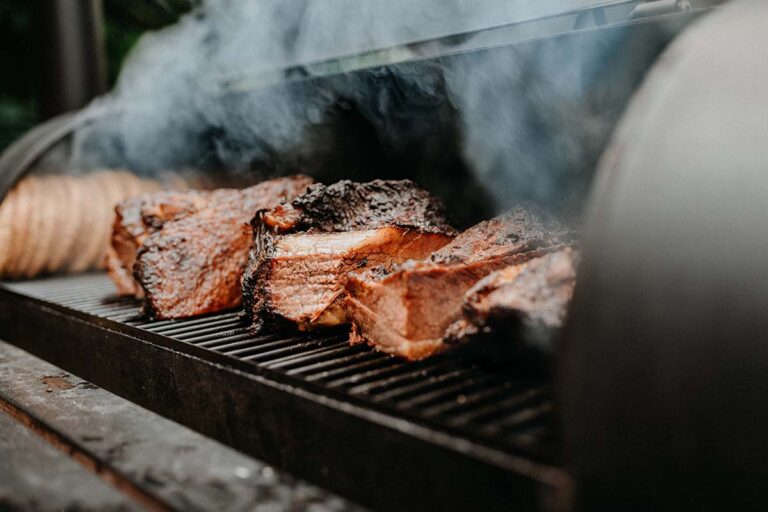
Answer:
0;2;36;150
0;1;195;150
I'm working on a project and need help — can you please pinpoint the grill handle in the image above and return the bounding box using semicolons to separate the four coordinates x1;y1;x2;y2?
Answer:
0;110;95;202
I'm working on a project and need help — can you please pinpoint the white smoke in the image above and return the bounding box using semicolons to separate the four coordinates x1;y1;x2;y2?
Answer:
70;0;678;222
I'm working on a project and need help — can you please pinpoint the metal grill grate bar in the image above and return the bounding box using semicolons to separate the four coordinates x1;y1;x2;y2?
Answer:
140;311;242;331
219;338;298;357
105;312;145;323
421;381;530;418
157;317;244;337
347;359;460;396
203;335;262;352
175;326;249;344
309;355;395;384
283;346;372;375
447;386;549;428
1;273;556;471
289;351;386;379
397;374;500;411
263;341;353;370
371;368;476;403
330;360;411;389
241;337;337;363
492;402;553;433
204;335;286;353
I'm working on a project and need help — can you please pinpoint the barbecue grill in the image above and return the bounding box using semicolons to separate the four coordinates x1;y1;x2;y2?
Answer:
0;273;562;510
3;1;764;510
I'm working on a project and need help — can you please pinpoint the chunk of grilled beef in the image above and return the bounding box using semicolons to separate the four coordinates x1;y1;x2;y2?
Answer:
243;180;456;331
107;190;210;296
345;208;576;360
445;247;579;360
131;176;313;319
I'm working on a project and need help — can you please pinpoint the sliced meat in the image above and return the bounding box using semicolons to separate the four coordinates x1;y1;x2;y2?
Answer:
243;180;456;331
249;228;453;330
107;190;209;296
132;176;313;319
345;208;576;360
445;247;579;357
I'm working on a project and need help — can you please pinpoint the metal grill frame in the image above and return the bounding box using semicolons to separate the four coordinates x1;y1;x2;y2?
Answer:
0;275;567;511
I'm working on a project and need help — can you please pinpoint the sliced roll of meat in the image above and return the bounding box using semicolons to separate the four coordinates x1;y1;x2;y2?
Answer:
0;171;163;279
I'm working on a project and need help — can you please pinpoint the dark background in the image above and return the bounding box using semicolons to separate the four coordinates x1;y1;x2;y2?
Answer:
0;1;193;151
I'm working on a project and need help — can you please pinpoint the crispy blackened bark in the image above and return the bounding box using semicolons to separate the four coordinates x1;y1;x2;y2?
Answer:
107;190;210;296
242;180;456;331
345;208;577;360
132;176;313;319
445;247;579;359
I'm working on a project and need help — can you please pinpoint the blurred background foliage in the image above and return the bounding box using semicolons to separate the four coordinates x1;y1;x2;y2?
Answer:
0;0;195;150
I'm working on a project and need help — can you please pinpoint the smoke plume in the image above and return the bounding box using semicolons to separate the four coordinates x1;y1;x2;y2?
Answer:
69;0;679;224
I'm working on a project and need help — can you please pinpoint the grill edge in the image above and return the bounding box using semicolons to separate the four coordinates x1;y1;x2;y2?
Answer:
0;274;568;511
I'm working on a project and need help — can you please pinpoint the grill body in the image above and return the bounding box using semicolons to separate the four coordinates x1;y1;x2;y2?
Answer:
0;274;567;511
561;0;768;508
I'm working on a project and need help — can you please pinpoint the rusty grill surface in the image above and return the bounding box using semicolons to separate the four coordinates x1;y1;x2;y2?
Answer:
0;273;564;510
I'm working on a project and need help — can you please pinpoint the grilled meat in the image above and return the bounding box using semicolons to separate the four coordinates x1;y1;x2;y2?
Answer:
445;247;579;358
129;176;313;319
107;190;210;296
345;208;576;360
243;180;455;331
257;179;454;234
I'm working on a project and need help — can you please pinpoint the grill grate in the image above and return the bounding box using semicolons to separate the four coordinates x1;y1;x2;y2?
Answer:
4;273;558;464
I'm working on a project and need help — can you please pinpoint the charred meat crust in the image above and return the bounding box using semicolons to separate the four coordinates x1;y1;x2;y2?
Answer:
244;227;453;331
344;208;578;360
241;222;287;331
135;207;251;319
259;179;456;234
132;176;313;319
428;207;575;265
445;248;579;352
107;188;265;297
107;190;211;296
243;179;456;330
344;249;551;360
119;191;209;236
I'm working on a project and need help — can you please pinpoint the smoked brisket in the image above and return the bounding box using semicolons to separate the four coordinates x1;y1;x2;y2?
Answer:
106;190;211;296
242;180;456;330
111;176;313;319
445;247;579;358
345;208;576;360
